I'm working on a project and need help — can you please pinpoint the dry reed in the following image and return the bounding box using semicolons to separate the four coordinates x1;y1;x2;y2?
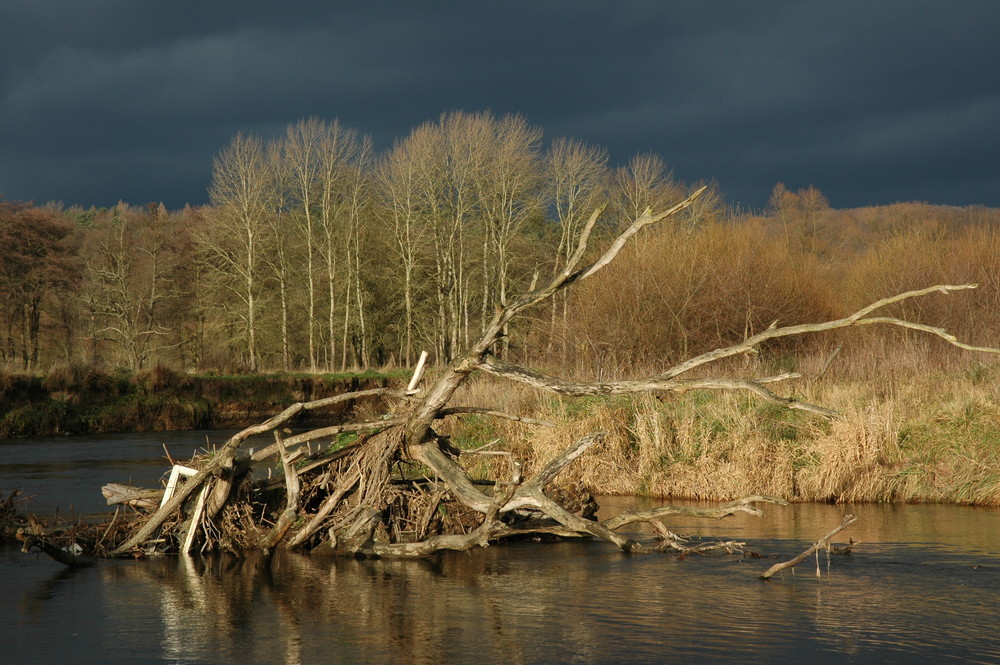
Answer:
443;346;1000;506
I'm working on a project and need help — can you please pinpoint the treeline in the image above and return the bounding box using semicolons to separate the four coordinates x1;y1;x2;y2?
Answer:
2;111;999;377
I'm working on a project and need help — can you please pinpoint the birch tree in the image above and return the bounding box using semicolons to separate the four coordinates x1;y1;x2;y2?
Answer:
474;114;544;353
282;118;324;372
613;153;685;229
378;134;431;366
200;133;275;372
263;145;296;372
315;120;363;370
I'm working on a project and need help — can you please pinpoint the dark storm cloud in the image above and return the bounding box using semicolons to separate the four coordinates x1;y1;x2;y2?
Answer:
2;1;998;210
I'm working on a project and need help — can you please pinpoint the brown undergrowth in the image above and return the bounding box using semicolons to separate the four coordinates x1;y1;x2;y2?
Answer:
443;344;1000;506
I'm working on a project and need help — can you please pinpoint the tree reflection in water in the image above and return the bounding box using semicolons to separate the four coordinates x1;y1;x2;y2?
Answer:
6;502;1000;665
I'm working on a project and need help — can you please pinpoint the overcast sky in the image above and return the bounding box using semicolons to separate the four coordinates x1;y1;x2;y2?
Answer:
2;1;998;211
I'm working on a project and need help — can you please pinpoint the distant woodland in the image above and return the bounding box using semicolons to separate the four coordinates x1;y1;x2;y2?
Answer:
3;111;1000;378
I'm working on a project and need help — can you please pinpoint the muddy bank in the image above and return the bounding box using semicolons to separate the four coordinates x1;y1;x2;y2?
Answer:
0;366;403;438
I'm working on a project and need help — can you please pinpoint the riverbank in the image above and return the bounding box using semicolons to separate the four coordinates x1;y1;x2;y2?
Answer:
0;364;405;438
4;351;999;506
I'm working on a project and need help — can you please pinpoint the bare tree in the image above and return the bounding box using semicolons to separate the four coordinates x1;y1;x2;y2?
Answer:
315;120;363;370
544;137;610;360
393;116;475;362
342;137;375;368
612;152;685;229
380;112;543;363
262;144;296;372
282;118;324;372
378;133;431;366
199;133;275;372
474;114;544;354
83;203;178;370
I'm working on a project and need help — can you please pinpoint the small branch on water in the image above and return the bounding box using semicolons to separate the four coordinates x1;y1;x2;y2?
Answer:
759;514;858;580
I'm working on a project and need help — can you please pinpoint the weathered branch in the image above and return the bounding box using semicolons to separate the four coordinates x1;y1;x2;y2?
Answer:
468;284;1000;419
475;359;839;417
404;187;708;447
760;513;857;580
286;470;361;549
437;406;556;427
101;483;164;511
521;487;642;552
365;455;524;558
663;284;1000;380
260;432;301;554
251;418;406;462
603;496;788;531
112;388;395;556
574;187;708;283
410;432;606;515
520;431;606;491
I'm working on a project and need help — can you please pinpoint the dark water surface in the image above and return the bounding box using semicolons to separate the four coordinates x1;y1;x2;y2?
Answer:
2;432;1000;664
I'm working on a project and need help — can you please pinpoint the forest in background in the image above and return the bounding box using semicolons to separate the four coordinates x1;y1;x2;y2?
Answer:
4;111;1000;503
2;111;999;381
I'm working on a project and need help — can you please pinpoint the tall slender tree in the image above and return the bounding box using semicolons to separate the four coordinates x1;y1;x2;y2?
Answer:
200;133;276;372
282;118;324;372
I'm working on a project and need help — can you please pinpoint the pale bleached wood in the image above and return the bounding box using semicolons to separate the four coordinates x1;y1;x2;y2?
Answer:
760;514;858;580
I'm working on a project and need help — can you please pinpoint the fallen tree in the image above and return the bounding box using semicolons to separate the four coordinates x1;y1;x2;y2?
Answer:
29;186;995;563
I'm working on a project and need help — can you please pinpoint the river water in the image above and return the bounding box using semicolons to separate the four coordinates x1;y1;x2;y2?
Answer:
2;431;999;664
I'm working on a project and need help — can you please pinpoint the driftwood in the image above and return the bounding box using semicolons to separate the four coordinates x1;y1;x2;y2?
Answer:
63;189;996;566
14;513;101;568
759;514;858;580
102;483;164;511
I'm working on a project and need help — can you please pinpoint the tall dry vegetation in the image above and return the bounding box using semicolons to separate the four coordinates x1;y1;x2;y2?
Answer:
546;218;840;377
441;354;1000;505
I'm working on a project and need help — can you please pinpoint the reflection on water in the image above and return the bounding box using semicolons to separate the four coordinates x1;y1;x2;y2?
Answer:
4;501;1000;665
3;433;1000;664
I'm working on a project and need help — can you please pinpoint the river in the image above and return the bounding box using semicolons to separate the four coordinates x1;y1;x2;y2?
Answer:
2;431;999;664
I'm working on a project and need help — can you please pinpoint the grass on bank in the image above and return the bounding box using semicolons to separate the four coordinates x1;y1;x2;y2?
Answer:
438;344;1000;506
3;347;999;506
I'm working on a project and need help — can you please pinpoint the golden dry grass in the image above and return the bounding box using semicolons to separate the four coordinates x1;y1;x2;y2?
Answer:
444;346;1000;505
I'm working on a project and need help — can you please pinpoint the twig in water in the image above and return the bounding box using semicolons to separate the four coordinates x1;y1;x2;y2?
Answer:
760;514;857;580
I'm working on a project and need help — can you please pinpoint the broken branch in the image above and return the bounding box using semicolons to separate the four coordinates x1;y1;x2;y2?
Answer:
760;513;858;580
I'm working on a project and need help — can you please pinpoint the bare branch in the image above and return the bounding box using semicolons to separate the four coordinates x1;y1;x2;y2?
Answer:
663;284;1000;380
437;406;556;427
561;205;605;278
259;431;301;553
603;496;788;531
575;186;707;282
405;187;707;447
112;388;400;555
475;358;839;417
847;284;976;321
760;514;858;580
365;453;524;558
251;418;405;462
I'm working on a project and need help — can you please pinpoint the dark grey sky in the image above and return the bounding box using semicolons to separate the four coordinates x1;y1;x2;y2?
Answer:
2;1;998;211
